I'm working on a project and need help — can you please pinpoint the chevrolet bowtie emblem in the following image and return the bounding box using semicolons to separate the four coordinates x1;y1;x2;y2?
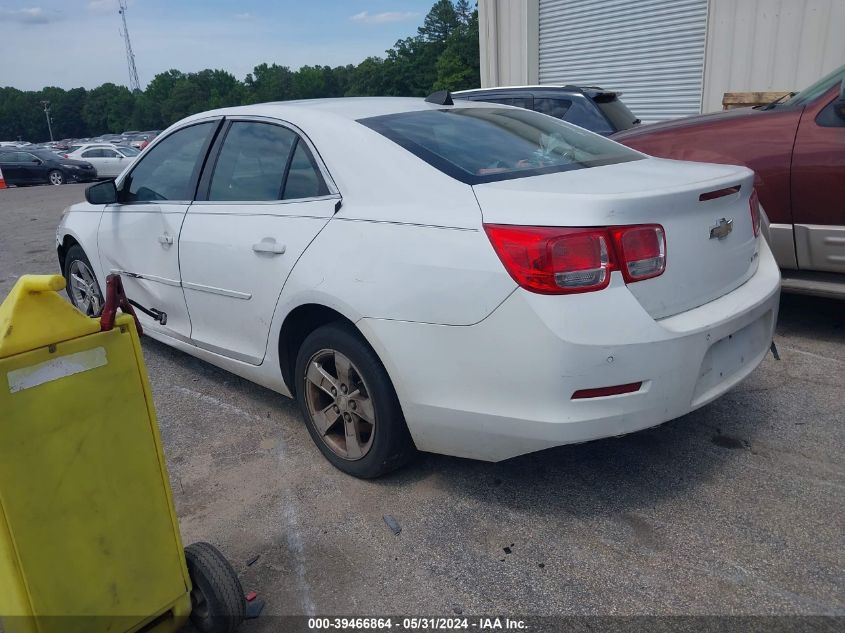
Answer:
709;217;733;240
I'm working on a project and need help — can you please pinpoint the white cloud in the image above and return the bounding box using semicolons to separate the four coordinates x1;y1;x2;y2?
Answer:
349;11;419;25
0;7;60;24
234;12;253;20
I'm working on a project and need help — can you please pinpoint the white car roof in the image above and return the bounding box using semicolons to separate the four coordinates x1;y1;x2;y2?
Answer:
70;143;118;150
181;96;509;126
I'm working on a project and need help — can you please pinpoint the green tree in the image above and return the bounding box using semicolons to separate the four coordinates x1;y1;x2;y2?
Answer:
245;63;295;103
0;0;481;139
346;57;389;96
418;0;460;43
82;83;135;133
433;5;480;91
53;88;89;138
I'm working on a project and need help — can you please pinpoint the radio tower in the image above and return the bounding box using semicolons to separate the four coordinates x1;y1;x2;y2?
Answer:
118;0;141;92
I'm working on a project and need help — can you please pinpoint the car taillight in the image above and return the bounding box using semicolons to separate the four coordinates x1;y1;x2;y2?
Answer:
484;224;666;295
609;224;666;282
749;188;761;237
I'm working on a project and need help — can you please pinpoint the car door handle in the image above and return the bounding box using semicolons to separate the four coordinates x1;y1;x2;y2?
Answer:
252;239;286;255
158;233;174;246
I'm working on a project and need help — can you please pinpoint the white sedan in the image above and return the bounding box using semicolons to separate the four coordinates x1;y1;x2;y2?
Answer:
65;144;140;178
56;96;780;478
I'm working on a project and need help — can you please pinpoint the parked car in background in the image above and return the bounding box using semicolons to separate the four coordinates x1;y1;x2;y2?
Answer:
454;85;640;135
64;142;111;156
613;64;845;298
66;144;139;178
58;97;778;477
0;148;96;185
127;133;154;149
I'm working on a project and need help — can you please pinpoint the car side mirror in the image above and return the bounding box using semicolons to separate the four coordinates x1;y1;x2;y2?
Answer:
32;158;42;165
85;180;118;205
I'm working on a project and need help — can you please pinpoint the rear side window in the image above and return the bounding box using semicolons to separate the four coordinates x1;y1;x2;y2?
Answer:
360;107;642;185
209;122;297;201
282;142;329;200
594;96;639;131
82;149;103;158
534;97;572;119
474;96;533;109
562;100;614;135
123;122;215;202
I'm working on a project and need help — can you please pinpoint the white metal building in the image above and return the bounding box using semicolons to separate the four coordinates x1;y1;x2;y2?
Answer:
479;0;845;123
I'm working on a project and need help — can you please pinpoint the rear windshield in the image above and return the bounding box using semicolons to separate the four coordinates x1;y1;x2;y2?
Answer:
359;107;643;185
594;95;640;131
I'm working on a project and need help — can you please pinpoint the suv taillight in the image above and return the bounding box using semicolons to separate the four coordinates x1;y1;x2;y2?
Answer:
484;224;666;295
749;188;761;237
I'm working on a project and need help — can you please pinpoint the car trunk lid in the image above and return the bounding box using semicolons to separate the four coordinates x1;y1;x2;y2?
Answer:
473;157;760;319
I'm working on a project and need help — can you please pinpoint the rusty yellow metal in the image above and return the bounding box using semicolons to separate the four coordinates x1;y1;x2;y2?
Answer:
0;275;192;633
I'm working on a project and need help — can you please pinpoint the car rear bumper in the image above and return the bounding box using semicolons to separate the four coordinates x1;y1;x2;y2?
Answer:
358;238;781;462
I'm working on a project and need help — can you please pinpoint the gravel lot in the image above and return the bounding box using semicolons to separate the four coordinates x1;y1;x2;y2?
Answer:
1;184;843;626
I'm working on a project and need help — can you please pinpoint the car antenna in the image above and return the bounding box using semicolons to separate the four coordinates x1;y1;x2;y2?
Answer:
425;90;454;106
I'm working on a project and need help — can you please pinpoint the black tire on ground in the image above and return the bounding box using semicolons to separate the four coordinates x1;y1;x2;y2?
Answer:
48;169;64;185
63;244;104;317
295;321;416;478
184;542;245;633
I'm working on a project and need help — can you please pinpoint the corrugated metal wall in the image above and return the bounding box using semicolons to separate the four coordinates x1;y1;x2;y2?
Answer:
538;0;709;123
702;0;845;112
479;0;539;88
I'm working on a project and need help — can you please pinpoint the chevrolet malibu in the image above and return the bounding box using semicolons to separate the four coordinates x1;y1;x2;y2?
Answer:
56;96;781;478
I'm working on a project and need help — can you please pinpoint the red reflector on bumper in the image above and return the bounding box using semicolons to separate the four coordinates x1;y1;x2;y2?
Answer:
572;382;642;399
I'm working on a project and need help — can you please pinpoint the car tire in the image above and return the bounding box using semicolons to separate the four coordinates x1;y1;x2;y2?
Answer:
295;322;416;478
64;244;104;317
48;169;64;185
184;542;245;633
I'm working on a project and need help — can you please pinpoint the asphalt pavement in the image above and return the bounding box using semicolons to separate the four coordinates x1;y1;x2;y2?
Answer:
0;184;842;626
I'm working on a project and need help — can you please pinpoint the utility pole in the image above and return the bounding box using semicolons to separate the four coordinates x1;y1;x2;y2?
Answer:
118;0;142;92
40;101;54;142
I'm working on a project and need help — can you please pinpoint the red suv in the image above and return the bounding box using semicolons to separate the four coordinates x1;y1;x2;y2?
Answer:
613;65;845;299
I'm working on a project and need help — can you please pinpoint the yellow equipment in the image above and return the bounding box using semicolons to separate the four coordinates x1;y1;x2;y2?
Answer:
0;275;244;633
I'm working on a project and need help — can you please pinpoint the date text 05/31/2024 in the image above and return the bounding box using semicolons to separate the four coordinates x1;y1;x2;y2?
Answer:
308;617;528;630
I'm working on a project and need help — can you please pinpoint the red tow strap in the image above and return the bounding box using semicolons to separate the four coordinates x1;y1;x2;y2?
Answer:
100;273;143;334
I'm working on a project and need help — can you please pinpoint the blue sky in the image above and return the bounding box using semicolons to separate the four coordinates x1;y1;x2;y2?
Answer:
0;0;437;90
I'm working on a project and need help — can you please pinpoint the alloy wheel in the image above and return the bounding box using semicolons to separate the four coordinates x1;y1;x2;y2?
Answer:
68;260;102;316
49;170;64;185
304;349;376;460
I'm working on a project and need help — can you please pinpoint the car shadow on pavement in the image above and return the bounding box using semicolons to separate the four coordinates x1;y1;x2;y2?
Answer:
377;397;764;520
776;293;845;345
